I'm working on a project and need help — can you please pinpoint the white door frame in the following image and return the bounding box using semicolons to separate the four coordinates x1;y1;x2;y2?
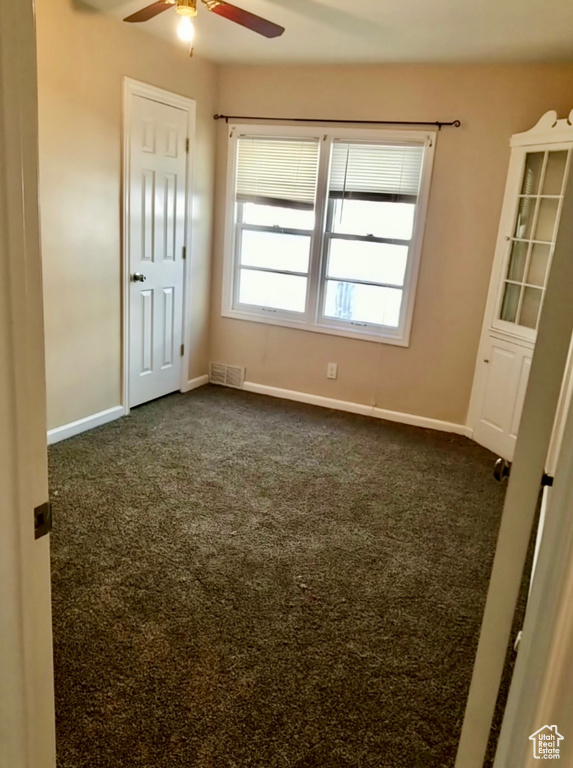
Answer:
0;0;56;767
122;78;196;413
455;135;573;768
493;389;573;765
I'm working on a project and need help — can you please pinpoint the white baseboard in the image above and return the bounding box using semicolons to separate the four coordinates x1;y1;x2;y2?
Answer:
47;381;470;444
47;405;125;445
181;374;209;393
48;376;210;445
242;381;473;438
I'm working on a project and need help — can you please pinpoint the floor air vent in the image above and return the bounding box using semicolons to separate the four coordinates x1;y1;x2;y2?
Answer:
209;362;245;389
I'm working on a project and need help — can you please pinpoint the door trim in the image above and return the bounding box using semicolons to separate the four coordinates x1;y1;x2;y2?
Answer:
122;78;196;414
493;368;573;765
0;0;56;765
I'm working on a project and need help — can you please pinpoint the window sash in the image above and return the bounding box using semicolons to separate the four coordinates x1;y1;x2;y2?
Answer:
323;255;407;290
319;286;405;331
239;222;315;239
325;230;411;248
233;214;314;317
317;195;414;327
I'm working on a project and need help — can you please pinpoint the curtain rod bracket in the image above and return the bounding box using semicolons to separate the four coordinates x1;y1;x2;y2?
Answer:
214;114;462;129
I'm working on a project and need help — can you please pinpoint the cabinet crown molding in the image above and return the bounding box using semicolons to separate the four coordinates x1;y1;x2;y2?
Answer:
512;109;573;148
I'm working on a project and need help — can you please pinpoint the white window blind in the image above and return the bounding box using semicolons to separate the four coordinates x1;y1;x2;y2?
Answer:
236;136;320;210
329;142;425;202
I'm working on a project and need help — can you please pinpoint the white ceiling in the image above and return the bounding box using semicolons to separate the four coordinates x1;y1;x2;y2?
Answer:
79;0;573;65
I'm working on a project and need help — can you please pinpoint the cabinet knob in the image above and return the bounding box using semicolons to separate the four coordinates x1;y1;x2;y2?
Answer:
494;458;511;482
484;358;490;363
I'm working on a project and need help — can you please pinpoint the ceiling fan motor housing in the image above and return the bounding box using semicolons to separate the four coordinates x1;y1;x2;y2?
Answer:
176;0;197;17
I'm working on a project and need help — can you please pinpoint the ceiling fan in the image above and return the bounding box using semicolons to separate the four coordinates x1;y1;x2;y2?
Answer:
124;0;285;54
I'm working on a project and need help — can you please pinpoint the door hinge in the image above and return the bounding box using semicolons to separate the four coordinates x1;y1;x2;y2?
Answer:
180;344;185;357
186;138;190;153
182;245;187;260
34;501;52;540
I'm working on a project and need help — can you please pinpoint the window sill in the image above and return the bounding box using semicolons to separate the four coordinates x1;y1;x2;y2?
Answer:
221;306;410;347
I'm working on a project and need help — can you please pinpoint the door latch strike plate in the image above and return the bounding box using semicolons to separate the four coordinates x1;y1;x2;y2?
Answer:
34;501;52;540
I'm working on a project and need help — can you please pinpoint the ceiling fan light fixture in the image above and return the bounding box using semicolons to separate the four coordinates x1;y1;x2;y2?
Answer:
175;0;197;16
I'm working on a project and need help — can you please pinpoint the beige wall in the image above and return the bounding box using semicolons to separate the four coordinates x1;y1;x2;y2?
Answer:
36;0;218;430
211;64;573;425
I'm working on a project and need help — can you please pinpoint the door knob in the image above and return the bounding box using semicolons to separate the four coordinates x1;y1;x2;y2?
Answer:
132;272;146;283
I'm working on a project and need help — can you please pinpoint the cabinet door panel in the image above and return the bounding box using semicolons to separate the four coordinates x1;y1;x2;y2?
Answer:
474;338;533;460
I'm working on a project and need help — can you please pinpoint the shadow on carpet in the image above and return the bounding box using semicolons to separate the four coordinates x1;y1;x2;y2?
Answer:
49;386;506;768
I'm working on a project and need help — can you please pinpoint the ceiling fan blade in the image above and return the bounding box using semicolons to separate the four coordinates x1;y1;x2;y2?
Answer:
124;1;174;23
202;0;285;38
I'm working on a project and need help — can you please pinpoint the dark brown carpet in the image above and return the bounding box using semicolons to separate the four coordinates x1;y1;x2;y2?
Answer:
49;386;506;768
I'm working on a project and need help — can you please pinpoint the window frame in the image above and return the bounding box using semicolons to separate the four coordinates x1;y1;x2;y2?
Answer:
221;124;437;346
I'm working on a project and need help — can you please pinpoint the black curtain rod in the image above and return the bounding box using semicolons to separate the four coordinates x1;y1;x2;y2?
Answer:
214;114;461;129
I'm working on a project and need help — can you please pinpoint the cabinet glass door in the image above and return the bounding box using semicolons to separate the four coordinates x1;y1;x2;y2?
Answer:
498;149;570;334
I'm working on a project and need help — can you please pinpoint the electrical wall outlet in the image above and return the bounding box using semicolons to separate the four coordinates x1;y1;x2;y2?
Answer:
327;362;338;380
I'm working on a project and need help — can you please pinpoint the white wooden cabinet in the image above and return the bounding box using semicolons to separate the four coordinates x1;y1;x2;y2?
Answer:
469;111;573;461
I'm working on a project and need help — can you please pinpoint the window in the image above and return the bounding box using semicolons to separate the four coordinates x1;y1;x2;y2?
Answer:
223;126;435;345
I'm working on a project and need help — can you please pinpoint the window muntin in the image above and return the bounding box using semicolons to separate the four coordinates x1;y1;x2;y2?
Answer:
242;203;316;231
225;127;434;344
497;148;570;333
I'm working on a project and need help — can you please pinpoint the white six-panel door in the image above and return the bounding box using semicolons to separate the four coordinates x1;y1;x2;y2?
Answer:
128;93;188;408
